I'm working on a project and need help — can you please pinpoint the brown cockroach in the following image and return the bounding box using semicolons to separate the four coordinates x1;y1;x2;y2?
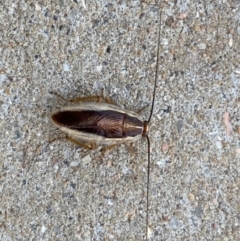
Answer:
51;12;162;240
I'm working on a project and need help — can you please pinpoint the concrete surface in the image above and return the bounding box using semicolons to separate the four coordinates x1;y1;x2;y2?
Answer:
1;1;240;240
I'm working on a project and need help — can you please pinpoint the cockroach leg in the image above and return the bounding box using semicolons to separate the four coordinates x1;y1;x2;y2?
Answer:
70;95;117;105
51;92;69;101
50;135;96;150
66;136;96;150
102;97;118;105
101;143;118;155
136;105;149;114
49;136;64;144
70;95;101;102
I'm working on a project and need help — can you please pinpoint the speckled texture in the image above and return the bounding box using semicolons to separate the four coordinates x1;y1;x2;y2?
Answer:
1;1;240;241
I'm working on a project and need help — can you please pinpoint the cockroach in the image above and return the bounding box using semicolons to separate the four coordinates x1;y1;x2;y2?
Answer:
51;12;162;240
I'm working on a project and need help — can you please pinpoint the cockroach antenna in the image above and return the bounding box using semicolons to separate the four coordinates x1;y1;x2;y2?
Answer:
144;11;162;240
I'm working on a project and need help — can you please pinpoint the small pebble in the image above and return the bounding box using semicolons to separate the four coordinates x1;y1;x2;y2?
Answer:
82;154;91;165
197;43;206;50
70;160;80;167
188;193;195;201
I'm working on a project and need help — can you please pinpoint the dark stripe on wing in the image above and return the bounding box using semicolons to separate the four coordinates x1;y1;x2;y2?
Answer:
52;110;143;138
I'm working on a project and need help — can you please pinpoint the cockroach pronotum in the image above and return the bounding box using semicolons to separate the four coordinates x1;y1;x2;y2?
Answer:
51;12;162;240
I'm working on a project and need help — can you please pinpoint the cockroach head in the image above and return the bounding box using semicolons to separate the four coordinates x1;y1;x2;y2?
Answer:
142;121;149;137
